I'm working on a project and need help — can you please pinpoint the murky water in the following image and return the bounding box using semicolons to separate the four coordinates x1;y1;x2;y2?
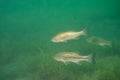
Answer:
0;0;120;80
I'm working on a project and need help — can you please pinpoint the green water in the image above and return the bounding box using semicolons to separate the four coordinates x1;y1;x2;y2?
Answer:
0;0;120;80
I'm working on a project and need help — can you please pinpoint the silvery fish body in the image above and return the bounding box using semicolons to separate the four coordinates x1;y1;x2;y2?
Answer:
87;36;112;47
54;52;95;65
51;28;86;43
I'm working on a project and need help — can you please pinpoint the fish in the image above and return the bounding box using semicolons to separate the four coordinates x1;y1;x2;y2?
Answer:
54;52;95;65
51;28;87;43
87;36;112;47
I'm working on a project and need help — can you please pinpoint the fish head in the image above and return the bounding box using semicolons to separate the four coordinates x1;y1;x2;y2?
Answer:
51;37;60;42
54;56;66;62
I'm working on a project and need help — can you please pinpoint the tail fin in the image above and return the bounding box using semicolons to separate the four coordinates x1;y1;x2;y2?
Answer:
82;26;92;38
82;27;87;36
88;53;95;64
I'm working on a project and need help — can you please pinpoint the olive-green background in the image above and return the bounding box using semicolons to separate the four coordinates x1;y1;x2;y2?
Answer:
0;0;120;80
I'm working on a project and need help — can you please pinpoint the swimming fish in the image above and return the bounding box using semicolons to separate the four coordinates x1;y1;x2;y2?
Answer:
51;28;87;43
87;36;112;47
54;52;95;65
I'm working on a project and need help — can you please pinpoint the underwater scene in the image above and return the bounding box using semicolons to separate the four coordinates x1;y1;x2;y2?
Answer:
0;0;120;80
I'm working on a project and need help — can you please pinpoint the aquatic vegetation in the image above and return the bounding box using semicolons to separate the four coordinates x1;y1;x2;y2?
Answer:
91;56;120;80
0;36;120;80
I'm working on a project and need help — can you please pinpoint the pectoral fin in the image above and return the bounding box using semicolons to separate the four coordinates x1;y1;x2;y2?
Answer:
75;61;81;65
64;62;69;65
